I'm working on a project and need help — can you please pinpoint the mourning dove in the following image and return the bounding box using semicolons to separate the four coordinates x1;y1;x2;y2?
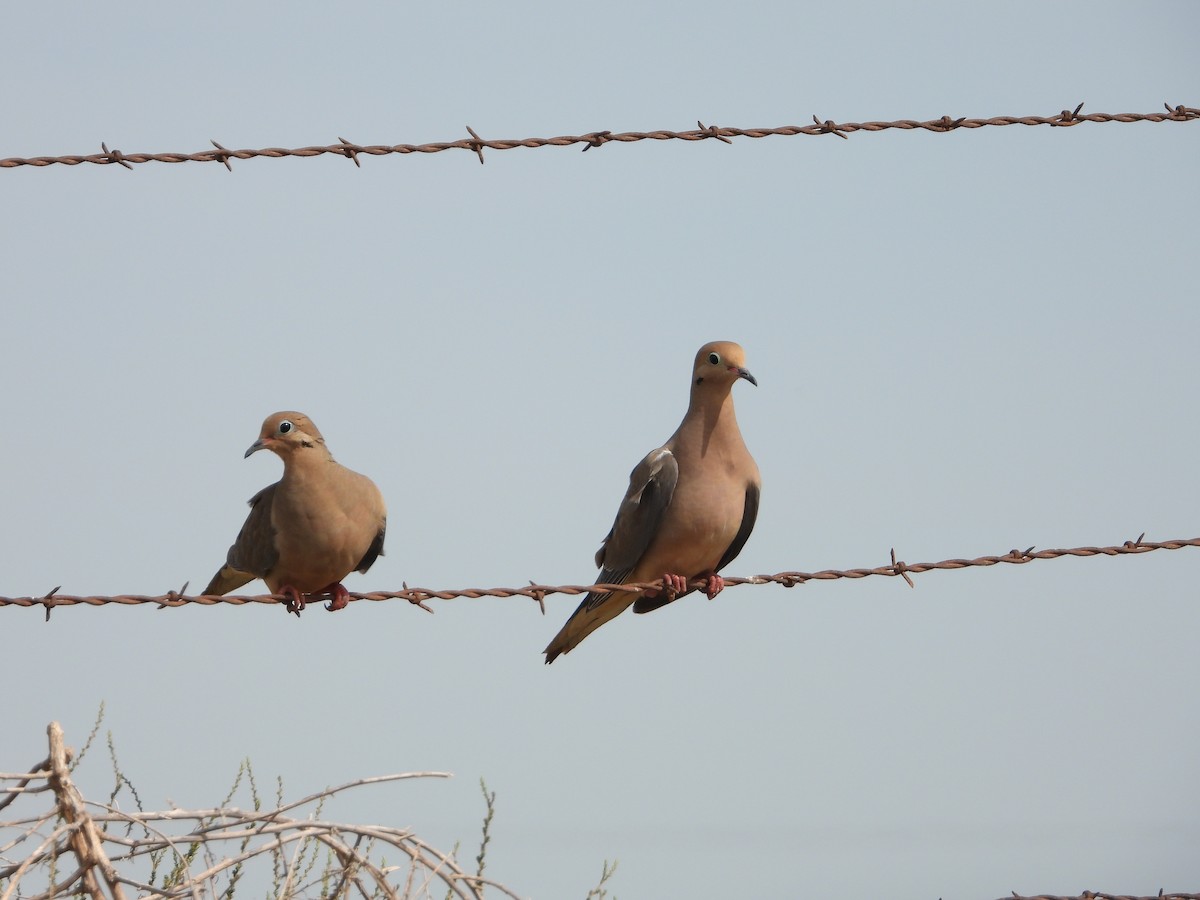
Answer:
203;411;387;615
544;341;760;663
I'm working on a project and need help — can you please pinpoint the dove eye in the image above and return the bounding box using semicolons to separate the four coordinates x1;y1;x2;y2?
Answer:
708;352;721;365
278;421;294;435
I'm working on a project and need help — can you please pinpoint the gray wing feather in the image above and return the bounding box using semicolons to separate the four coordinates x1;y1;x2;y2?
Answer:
585;448;678;610
202;484;280;595
226;484;280;578
543;449;679;662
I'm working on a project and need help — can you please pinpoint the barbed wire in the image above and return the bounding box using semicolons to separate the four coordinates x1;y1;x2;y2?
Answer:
2;103;1195;171
1;532;1195;618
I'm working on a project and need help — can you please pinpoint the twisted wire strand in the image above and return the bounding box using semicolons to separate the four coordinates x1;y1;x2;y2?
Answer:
2;103;1195;170
2;533;1195;617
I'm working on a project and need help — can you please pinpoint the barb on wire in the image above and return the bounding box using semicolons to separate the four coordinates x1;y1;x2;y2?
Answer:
0;532;1195;614
337;135;362;168
2;103;1195;170
813;114;850;139
464;125;487;164
209;139;234;172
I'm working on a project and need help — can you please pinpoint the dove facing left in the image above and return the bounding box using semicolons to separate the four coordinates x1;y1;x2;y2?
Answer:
203;411;387;615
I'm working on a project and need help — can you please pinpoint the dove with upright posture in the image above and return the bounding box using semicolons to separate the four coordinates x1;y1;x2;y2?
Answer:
203;411;387;615
544;341;760;663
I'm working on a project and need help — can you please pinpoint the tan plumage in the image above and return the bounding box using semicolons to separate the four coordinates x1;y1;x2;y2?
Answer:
544;341;761;663
203;411;387;614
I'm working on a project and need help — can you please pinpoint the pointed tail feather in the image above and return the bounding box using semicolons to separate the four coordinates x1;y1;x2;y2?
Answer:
544;590;636;663
203;565;254;597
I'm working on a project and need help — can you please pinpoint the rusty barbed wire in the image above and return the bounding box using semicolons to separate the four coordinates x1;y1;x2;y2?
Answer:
1001;895;1200;900
1;532;1195;617
2;103;1196;170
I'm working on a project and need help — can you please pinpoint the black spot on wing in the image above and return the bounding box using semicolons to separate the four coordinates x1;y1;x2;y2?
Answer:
356;519;387;574
716;483;759;572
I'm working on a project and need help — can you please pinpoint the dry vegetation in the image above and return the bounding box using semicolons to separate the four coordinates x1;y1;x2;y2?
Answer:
0;709;618;900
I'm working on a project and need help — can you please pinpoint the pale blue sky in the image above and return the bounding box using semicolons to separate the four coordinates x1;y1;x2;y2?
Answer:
3;2;1198;898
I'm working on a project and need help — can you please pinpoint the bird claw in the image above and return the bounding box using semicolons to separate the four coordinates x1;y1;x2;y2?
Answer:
642;572;719;604
702;573;725;600
280;585;306;616
322;582;351;612
648;573;686;602
662;572;688;597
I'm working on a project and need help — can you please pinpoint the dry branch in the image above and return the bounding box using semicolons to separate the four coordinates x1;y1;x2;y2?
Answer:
2;723;1192;899
1;723;512;900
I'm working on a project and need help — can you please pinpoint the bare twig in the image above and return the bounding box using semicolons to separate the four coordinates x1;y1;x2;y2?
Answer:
473;779;495;895
586;858;619;899
0;761;53;814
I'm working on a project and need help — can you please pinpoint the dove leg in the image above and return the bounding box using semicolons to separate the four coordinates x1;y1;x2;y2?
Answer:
280;585;306;616
702;572;725;600
662;572;689;596
632;573;693;614
643;572;689;600
320;582;351;612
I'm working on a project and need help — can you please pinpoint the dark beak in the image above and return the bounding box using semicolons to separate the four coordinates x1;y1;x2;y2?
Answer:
736;367;758;387
244;439;266;459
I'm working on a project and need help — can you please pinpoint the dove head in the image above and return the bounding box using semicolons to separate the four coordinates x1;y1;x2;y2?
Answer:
691;341;757;390
245;411;327;459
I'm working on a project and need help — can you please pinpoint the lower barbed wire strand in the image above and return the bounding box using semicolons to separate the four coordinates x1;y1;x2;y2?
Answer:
1;533;1196;610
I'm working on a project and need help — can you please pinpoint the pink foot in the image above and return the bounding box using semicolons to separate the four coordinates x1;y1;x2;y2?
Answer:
280;585;306;616
643;573;691;602
662;572;688;597
702;572;725;600
320;582;351;612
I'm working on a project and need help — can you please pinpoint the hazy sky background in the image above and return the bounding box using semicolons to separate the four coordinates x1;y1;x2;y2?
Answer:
3;2;1198;898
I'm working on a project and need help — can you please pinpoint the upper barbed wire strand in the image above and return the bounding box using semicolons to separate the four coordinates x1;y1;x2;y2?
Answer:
2;104;1196;170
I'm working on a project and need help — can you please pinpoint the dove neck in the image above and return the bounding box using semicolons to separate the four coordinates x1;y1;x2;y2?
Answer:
680;385;741;456
280;444;337;476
